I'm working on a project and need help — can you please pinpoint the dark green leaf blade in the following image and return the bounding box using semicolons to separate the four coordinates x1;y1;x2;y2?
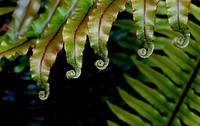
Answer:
107;101;150;126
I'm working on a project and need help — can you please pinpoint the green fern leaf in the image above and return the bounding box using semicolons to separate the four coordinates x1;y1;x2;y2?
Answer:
131;0;160;58
155;18;200;58
107;120;120;126
0;0;64;60
0;0;41;59
107;2;200;124
149;54;188;86
0;39;35;59
163;45;195;72
88;0;127;70
166;0;191;48
157;1;166;15
62;0;92;79
31;0;61;36
123;74;173;114
107;101;150;126
190;4;200;22
118;87;166;125
134;58;180;99
108;45;200;125
188;21;200;42
6;0;41;41
30;0;78;100
0;7;15;16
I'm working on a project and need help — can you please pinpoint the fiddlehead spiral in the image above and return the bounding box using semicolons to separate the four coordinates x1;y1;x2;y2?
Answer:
38;83;50;100
137;41;154;58
66;68;81;79
131;0;159;59
172;28;190;48
95;57;110;70
166;0;191;49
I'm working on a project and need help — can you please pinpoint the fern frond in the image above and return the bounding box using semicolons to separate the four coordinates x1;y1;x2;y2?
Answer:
166;0;191;48
107;33;200;125
0;0;66;60
30;0;78;100
88;0;127;70
188;21;200;42
6;0;41;41
107;2;200;125
107;101;150;126
107;120;120;126
30;0;61;37
190;4;200;22
155;18;200;58
131;0;160;58
0;39;35;59
62;0;92;79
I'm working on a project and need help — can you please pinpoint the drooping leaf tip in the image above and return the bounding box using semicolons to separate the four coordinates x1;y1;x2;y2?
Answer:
172;36;190;49
95;57;109;70
137;42;154;58
66;69;81;79
38;83;50;100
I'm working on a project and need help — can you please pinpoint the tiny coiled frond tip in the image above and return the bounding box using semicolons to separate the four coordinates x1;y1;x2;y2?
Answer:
172;35;190;48
38;83;50;100
66;69;81;79
137;42;154;58
95;58;109;70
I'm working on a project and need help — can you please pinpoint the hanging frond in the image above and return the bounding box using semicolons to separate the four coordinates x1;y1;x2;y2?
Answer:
62;0;92;79
6;0;41;41
166;0;191;48
0;0;65;60
0;0;41;59
30;0;78;100
0;0;197;104
88;0;127;70
30;0;62;37
131;0;160;58
0;39;35;59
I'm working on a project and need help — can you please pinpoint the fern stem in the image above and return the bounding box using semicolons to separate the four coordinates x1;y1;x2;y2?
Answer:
167;60;200;126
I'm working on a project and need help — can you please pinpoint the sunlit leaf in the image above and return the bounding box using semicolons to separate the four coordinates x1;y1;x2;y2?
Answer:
131;0;159;58
88;0;127;70
62;0;92;79
6;0;41;41
31;0;61;36
166;0;191;48
30;0;78;100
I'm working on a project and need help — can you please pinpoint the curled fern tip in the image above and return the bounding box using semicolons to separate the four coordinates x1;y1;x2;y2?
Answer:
137;42;154;58
172;34;190;49
38;83;50;100
66;69;81;79
95;57;109;70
